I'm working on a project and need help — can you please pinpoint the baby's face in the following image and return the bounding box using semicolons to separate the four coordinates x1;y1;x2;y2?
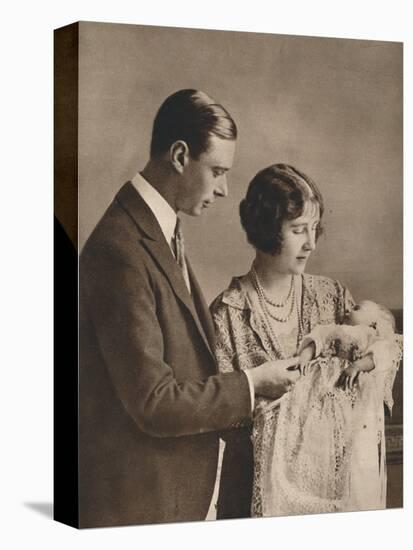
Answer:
347;301;379;328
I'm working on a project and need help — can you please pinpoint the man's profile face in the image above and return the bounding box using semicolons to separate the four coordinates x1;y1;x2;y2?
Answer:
176;135;236;216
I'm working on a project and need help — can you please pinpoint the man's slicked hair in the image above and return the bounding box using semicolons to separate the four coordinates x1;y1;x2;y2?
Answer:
150;89;237;159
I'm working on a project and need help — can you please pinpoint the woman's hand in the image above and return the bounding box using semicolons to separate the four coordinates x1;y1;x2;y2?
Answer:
338;363;360;390
337;354;375;390
249;357;300;400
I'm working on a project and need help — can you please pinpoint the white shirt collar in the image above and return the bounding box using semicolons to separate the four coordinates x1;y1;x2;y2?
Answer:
131;172;177;248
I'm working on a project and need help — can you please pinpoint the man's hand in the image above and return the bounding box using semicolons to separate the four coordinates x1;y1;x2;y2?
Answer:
249;357;300;400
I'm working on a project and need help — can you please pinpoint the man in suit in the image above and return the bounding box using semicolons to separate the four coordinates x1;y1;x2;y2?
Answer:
79;89;298;528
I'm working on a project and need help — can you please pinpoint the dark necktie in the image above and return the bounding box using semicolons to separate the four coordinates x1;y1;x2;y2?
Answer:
173;218;191;292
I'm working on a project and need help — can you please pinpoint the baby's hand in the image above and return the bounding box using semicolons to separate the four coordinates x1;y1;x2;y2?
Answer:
321;338;342;359
349;344;363;362
320;345;334;359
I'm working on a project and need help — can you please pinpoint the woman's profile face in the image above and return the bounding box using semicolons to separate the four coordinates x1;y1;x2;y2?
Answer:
271;200;320;275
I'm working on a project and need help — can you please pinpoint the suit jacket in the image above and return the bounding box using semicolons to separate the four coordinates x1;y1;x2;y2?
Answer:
78;182;251;528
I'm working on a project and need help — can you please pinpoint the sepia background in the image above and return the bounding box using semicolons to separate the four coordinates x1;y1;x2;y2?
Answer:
77;22;402;310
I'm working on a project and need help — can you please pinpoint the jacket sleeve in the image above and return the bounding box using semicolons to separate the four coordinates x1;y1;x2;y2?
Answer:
81;249;252;439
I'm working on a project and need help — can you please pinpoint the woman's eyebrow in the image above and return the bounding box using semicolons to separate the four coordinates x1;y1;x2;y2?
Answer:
290;219;319;226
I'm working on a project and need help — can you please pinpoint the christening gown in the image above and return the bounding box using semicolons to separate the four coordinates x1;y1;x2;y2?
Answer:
211;272;402;517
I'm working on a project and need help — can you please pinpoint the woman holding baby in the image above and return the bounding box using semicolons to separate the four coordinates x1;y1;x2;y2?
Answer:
211;164;402;519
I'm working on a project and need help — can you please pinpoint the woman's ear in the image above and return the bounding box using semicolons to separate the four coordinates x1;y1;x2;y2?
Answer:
170;141;189;174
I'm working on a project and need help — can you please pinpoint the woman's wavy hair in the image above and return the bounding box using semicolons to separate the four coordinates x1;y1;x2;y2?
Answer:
239;163;324;255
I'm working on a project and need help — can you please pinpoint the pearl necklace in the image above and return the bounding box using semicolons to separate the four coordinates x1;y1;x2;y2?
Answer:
252;267;294;307
251;267;295;323
250;269;305;353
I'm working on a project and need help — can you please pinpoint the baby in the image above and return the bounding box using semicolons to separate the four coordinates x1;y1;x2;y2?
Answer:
263;300;401;516
298;300;396;389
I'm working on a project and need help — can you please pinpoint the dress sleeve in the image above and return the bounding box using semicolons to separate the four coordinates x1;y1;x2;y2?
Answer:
210;297;238;374
298;324;337;357
210;297;255;428
337;282;356;323
310;275;355;325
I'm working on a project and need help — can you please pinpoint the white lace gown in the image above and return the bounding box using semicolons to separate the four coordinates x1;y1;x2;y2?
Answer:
211;272;402;517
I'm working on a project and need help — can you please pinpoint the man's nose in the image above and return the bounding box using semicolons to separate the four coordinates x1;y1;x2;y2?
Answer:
215;178;228;198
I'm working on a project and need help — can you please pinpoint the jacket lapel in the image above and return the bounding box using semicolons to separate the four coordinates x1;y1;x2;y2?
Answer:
116;182;215;357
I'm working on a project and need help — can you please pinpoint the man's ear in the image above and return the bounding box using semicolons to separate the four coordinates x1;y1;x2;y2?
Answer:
170;141;189;174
